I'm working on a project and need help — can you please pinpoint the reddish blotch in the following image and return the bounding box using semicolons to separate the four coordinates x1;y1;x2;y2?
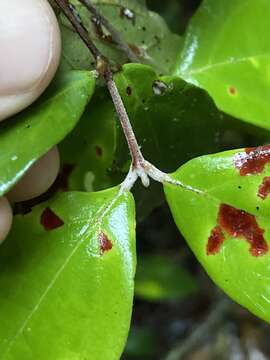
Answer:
235;145;270;176
40;207;64;231
258;176;270;200
228;86;237;95
220;204;268;256
99;232;113;254
207;204;268;256
207;226;225;255
95;146;103;157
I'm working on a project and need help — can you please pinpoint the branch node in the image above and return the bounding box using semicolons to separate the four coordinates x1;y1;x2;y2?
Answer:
137;167;150;188
96;56;109;77
55;0;202;195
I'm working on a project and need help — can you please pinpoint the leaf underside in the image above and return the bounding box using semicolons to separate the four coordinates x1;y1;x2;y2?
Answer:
60;0;182;75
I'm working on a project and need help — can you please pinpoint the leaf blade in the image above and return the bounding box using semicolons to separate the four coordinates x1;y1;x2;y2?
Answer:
0;71;95;196
60;63;255;219
175;0;270;129
60;0;182;75
0;188;136;359
164;147;270;323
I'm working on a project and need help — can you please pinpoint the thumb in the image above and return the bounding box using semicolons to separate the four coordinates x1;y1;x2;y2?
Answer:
0;0;61;121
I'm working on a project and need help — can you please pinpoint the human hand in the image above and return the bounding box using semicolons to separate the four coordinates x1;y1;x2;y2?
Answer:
0;0;62;243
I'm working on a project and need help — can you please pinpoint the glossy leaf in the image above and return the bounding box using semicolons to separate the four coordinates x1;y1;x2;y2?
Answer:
60;64;251;218
114;64;255;217
62;64;254;183
0;71;95;196
60;0;182;74
60;90;118;193
164;145;270;323
175;0;270;129
114;64;249;172
0;187;136;359
135;255;198;301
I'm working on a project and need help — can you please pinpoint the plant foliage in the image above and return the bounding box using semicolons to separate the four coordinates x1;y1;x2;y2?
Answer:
1;0;270;358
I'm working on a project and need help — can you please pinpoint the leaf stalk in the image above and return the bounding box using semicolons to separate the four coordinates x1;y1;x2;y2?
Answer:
53;0;200;193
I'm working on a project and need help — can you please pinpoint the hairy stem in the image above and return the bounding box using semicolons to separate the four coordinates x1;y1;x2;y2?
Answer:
77;0;140;63
56;0;144;170
54;0;200;192
105;72;144;168
54;1;145;170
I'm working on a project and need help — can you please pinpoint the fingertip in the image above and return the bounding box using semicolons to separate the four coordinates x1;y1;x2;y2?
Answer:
0;0;61;121
7;146;60;203
0;197;13;245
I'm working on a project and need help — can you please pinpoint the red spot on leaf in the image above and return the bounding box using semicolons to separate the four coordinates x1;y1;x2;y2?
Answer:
228;86;237;95
99;232;113;254
207;204;268;256
220;204;268;256
235;145;270;176
207;226;225;255
95;146;103;157
40;207;64;231
258;176;270;199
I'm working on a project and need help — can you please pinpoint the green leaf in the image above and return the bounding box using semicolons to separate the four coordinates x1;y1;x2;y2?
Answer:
60;0;182;74
135;255;198;301
114;64;254;217
164;145;270;323
175;0;270;129
0;187;136;359
60;64;253;219
60;89;118;192
0;71;95;196
114;64;247;172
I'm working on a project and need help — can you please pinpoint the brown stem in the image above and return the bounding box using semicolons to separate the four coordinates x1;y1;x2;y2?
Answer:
53;0;205;190
54;0;144;169
54;0;103;63
104;69;144;168
77;0;140;63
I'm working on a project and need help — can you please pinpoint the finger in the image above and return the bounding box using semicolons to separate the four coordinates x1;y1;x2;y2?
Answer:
0;0;61;121
0;197;13;245
7;147;60;202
